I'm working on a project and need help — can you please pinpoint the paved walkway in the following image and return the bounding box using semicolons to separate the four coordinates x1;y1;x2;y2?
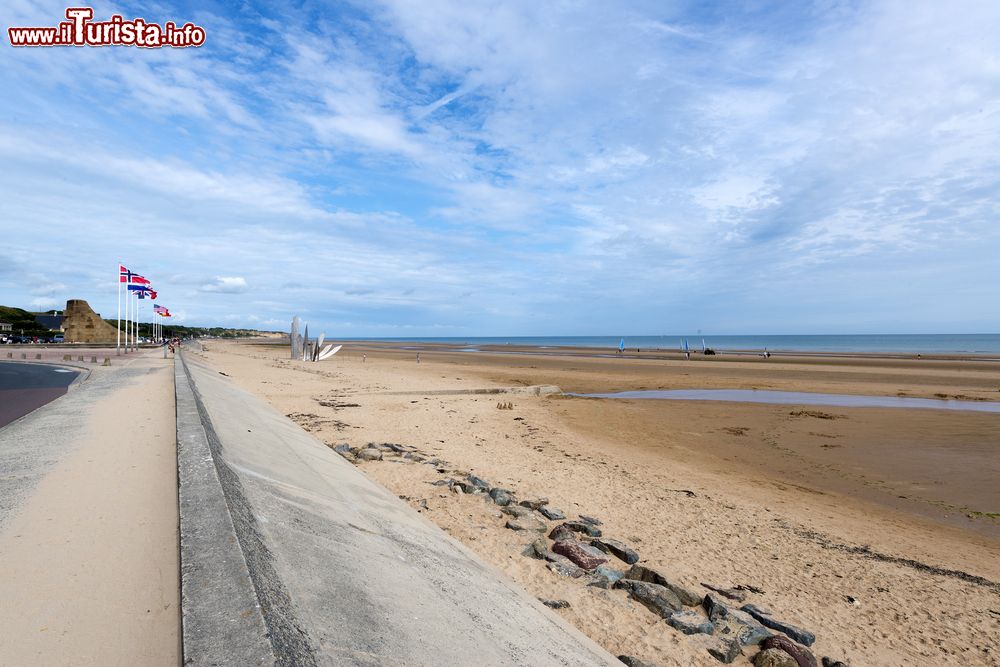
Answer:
0;351;179;666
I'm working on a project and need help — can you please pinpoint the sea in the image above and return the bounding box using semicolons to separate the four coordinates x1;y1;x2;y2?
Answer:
350;334;1000;356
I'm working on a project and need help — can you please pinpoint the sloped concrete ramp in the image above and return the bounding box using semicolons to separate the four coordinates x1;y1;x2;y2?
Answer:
176;351;618;667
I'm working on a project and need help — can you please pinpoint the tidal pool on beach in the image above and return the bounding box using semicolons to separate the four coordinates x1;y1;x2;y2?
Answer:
575;388;1000;413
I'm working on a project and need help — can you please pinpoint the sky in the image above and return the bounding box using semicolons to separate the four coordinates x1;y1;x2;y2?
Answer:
1;0;998;336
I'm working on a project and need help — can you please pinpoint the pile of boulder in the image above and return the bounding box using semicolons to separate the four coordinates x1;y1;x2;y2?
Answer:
331;441;847;667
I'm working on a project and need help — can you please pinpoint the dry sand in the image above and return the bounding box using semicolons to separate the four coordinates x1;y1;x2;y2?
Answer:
198;340;1000;667
0;353;179;666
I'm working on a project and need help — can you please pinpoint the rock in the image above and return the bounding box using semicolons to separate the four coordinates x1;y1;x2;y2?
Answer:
381;442;409;453
707;636;743;663
702;583;748;602
667;610;714;635
333;445;356;461
547;552;579;567
560;520;603;538
624;564;701;606
589;565;626;589
489;488;514;506
521;538;549;560
466;474;491;490
547;559;585;578
540;598;570;609
704;594;728;619
502;504;535;519
552;540;608;570
538;505;566;520
454;480;486;494
518;497;549;510
614;579;683;618
704;595;771;647
617;657;655;667
756;649;799;667
579;514;603;526
590;538;640;565
821;659;848;667
430;479;452;486
505;515;548;532
356;448;383;461
549;524;577;542
742;605;816;647
760;637;817;667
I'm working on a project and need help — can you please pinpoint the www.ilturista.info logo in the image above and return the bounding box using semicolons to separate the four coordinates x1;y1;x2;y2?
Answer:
8;7;206;48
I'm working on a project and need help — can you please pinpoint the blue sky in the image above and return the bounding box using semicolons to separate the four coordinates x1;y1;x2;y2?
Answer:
1;0;998;335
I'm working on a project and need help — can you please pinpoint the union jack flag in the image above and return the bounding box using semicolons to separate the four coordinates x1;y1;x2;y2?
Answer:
128;285;157;299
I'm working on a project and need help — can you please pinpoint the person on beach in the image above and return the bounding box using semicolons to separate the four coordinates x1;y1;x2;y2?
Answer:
416;353;420;363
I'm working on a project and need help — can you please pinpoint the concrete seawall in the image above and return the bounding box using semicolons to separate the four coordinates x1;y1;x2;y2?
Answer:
175;350;619;666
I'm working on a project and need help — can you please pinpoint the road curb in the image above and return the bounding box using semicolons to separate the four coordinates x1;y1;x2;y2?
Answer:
175;353;275;666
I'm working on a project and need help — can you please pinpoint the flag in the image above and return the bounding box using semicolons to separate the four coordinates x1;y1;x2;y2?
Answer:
154;305;167;314
128;285;156;299
120;264;151;284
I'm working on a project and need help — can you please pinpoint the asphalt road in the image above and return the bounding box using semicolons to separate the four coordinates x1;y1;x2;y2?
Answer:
0;362;80;428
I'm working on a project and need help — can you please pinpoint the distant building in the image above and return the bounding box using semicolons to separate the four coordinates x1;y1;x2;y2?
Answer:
35;314;64;331
0;321;11;332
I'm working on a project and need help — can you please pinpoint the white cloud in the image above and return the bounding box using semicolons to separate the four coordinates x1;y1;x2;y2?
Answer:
200;277;248;294
30;297;59;310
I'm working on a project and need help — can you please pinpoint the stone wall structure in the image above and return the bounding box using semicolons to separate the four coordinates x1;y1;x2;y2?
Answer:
63;299;121;343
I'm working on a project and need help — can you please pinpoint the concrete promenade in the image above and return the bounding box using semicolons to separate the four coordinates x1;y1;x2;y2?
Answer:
0;350;179;665
177;350;618;666
0;346;618;665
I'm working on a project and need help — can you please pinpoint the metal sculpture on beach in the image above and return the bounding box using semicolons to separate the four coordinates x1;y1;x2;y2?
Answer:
290;315;341;362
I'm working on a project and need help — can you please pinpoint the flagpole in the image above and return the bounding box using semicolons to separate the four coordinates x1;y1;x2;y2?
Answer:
116;265;121;355
124;284;130;353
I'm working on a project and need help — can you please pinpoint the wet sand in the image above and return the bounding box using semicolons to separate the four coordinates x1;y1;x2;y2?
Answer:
359;343;1000;536
198;340;1000;666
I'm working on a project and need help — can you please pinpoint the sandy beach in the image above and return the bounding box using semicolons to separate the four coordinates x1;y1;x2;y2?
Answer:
194;339;1000;666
